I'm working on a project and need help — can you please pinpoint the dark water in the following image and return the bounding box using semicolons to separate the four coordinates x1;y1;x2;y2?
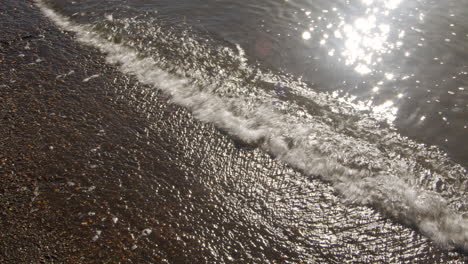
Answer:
26;0;468;261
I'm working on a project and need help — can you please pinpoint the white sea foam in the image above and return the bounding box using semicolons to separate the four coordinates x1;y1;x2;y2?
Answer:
83;74;100;82
36;0;468;251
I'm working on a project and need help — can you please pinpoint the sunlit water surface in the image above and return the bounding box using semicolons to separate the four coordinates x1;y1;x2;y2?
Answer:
36;0;468;259
48;0;468;164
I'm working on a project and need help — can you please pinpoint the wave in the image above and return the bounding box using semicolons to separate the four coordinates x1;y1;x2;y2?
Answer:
36;0;468;252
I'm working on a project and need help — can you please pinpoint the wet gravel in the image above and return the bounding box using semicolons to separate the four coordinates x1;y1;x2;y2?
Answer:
1;1;468;263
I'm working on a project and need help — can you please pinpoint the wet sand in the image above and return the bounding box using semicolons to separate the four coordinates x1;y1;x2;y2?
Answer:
1;1;468;263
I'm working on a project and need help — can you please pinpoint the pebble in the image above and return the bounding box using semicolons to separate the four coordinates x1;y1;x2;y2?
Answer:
92;230;102;241
142;228;152;236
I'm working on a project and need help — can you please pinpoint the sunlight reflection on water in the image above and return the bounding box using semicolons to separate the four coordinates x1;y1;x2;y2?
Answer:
300;0;408;123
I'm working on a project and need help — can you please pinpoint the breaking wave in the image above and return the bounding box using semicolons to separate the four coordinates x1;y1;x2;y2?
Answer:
36;0;468;251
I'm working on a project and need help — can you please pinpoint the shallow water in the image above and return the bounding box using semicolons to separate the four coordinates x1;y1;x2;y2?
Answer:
32;0;468;260
45;0;468;166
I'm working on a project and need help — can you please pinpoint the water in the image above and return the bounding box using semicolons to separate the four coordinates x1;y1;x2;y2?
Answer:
36;0;468;257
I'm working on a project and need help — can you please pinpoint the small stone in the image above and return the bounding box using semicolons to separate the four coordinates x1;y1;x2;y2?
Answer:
142;228;152;236
92;230;102;241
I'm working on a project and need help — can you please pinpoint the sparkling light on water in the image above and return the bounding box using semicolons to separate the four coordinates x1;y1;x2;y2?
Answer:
301;0;409;123
337;8;398;76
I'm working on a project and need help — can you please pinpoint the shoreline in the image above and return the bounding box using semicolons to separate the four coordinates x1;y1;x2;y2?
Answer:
1;1;467;263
